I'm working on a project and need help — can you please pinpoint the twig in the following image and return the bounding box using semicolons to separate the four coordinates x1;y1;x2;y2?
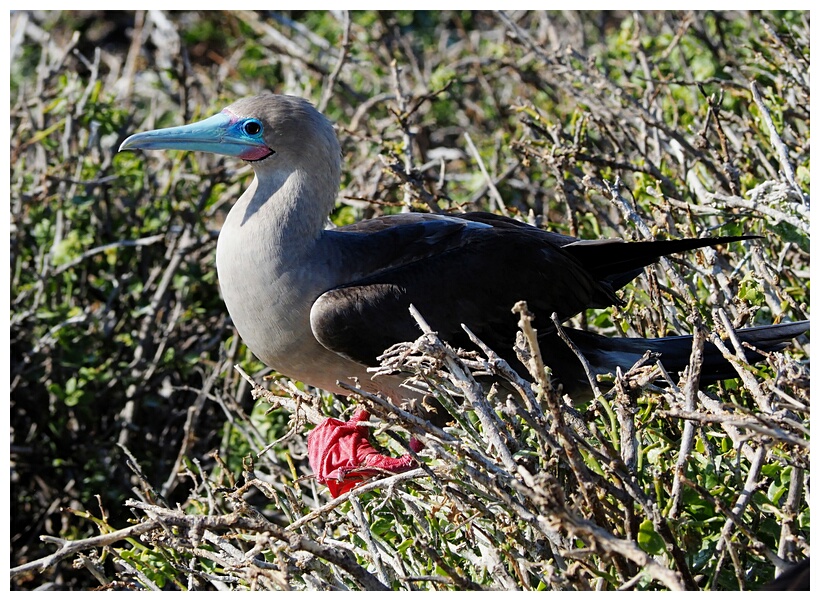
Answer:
749;81;804;203
547;312;606;401
318;11;351;113
285;468;425;532
464;131;508;216
669;316;705;519
379;154;443;213
11;521;158;576
233;364;326;426
390;60;415;211
706;188;809;234
775;466;805;575
124;501;390;591
50;234;166;276
350;497;390;586
407;304;518;472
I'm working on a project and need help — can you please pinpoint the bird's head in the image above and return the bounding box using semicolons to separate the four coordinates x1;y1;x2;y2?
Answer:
120;94;342;181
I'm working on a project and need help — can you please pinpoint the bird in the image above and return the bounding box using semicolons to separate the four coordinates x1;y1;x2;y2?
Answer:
120;93;808;494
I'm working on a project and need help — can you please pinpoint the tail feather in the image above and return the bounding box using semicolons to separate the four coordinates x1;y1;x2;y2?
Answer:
558;320;808;398
732;321;811;352
563;235;759;289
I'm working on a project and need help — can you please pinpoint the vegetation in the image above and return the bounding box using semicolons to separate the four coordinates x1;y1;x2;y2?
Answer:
10;10;809;591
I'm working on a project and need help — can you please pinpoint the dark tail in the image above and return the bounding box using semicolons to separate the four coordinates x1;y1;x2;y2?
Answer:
552;321;808;399
562;235;759;290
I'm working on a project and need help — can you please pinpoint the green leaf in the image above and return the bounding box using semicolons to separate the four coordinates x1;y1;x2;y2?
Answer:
637;519;665;555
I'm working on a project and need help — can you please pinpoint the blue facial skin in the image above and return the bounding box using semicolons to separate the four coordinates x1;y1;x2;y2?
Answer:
120;111;273;161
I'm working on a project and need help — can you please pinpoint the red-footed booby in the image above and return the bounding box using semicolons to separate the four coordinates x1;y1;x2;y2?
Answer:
120;93;808;495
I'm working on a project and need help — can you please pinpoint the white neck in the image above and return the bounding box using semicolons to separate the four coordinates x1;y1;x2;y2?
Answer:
213;161;426;402
228;166;335;251
215;166;336;366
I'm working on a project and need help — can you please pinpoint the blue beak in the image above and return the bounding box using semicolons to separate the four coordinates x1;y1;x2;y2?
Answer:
119;111;272;161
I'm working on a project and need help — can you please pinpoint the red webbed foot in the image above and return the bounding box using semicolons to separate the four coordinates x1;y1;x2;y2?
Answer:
307;409;419;497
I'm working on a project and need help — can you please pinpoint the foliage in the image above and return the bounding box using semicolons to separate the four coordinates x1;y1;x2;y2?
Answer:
10;10;809;591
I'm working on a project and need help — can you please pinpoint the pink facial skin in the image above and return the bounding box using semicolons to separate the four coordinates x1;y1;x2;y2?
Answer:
222;109;274;161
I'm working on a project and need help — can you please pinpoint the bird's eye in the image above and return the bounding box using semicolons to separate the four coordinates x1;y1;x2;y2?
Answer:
243;120;263;136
